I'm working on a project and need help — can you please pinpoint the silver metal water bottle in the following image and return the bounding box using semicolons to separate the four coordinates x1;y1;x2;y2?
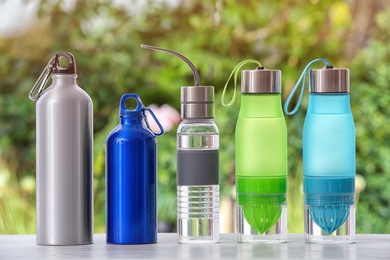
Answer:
29;52;93;245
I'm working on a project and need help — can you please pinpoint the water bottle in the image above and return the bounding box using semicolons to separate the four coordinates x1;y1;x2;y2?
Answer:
29;52;93;245
141;45;220;243
177;86;219;243
284;59;355;244
106;94;164;244
222;60;287;243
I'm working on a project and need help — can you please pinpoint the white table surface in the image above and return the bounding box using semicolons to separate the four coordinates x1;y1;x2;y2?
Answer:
0;233;389;259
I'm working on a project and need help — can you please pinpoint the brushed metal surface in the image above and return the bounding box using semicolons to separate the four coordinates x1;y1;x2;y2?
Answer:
310;68;350;93
241;68;281;94
36;75;93;245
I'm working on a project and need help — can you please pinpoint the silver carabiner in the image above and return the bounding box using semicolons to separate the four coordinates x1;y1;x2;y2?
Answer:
29;56;56;101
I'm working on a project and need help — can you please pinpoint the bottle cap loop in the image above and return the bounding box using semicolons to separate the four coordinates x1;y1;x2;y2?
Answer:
29;52;77;101
141;44;200;86
52;52;77;74
283;58;330;115
141;44;214;119
120;93;164;136
221;59;263;107
120;94;144;115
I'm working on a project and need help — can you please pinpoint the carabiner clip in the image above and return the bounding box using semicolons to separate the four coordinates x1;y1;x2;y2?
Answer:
144;107;164;136
29;56;56;101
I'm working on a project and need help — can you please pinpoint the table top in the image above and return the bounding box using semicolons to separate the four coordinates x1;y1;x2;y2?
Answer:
0;233;389;259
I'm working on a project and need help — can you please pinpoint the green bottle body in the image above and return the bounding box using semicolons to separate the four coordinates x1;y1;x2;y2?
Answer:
236;94;287;240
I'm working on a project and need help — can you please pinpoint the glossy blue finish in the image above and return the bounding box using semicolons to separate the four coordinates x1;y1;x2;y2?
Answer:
106;94;158;244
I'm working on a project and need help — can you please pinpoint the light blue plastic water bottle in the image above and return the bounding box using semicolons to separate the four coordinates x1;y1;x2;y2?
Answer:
285;60;355;244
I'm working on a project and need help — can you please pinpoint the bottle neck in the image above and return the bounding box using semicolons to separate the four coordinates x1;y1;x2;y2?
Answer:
307;93;351;114
51;74;78;85
181;119;215;124
119;115;144;125
239;94;283;118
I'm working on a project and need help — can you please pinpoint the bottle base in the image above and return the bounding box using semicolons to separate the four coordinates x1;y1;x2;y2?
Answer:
37;239;93;246
177;185;220;244
304;204;355;244
237;203;287;243
106;240;157;245
177;218;219;244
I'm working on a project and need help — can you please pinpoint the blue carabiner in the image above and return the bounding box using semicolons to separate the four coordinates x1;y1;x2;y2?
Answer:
144;107;164;136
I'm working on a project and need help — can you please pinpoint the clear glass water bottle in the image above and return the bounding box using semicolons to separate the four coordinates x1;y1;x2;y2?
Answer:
177;86;220;243
140;44;220;243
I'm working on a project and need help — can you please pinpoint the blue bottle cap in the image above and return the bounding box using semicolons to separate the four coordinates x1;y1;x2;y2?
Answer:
119;94;143;116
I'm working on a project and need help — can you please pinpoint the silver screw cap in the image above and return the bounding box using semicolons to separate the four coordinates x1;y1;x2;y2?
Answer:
310;66;350;93
241;67;281;94
181;86;214;119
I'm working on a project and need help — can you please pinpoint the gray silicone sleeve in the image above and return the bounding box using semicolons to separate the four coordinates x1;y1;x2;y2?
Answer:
177;149;219;186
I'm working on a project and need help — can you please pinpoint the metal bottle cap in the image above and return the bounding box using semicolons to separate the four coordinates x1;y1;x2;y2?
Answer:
52;52;76;74
241;67;281;94
310;66;350;93
181;86;214;119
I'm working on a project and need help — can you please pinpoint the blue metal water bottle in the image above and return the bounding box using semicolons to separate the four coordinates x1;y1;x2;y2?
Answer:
106;93;164;244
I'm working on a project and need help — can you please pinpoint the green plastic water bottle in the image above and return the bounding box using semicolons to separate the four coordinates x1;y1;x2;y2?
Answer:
222;61;287;243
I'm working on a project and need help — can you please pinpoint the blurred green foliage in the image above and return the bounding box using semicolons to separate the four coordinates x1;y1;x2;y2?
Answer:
350;9;390;233
0;0;388;234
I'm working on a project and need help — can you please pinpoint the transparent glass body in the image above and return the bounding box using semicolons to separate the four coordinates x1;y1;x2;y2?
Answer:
177;119;219;243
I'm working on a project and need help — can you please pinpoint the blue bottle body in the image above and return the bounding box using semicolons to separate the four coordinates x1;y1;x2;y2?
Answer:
303;94;355;235
106;94;158;244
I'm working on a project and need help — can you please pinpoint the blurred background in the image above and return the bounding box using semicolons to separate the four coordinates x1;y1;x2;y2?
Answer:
0;0;389;234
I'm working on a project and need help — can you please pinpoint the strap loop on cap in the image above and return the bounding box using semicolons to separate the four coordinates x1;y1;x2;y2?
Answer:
141;44;200;86
283;58;330;115
221;59;263;107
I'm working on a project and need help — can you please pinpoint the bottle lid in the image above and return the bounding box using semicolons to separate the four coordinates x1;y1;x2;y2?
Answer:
241;67;281;94
181;86;214;119
119;93;143;116
52;52;76;74
310;66;349;93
